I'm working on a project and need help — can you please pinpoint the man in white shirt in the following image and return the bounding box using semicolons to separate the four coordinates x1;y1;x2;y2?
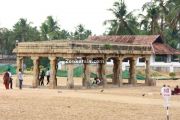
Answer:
8;68;13;89
46;68;50;85
18;68;23;89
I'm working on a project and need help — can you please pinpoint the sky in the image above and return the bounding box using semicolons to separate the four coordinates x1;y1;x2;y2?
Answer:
0;0;150;35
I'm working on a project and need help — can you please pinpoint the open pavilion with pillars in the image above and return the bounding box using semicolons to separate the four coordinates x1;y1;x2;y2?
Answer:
13;35;155;89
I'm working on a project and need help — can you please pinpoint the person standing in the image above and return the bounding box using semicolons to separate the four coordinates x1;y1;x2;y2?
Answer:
3;71;10;89
18;68;23;89
8;68;13;89
46;68;50;85
40;70;45;86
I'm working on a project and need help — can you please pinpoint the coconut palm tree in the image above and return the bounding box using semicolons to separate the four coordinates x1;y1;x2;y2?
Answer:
73;24;92;40
40;16;60;40
40;23;49;40
167;0;180;31
13;18;30;42
13;18;40;42
140;2;160;34
104;0;139;35
154;0;169;31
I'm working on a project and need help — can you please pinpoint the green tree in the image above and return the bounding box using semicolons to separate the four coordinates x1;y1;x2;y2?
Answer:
40;16;70;40
0;28;7;57
154;0;168;31
40;16;59;40
166;0;180;47
40;23;49;40
0;28;15;56
13;18;40;42
72;24;92;40
58;29;70;39
141;2;160;34
104;0;139;35
167;0;180;31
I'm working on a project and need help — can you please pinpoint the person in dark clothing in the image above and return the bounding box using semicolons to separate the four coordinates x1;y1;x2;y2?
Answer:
3;71;10;89
40;70;45;86
173;85;180;95
93;76;101;85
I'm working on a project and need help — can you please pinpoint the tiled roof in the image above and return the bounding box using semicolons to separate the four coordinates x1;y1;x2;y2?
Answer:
89;35;180;55
89;35;160;45
153;43;180;55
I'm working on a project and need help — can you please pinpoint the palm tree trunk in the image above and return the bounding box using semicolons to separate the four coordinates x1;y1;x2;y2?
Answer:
151;21;154;34
160;16;164;31
115;24;120;35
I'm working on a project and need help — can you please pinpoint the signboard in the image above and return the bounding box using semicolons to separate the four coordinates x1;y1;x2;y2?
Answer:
161;86;171;120
162;87;171;97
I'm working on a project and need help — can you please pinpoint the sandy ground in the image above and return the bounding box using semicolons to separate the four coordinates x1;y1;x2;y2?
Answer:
0;74;180;120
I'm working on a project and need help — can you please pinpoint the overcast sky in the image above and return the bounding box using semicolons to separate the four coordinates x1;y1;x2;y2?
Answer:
0;0;150;35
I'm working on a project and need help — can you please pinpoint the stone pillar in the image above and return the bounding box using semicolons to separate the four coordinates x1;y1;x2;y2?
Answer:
98;58;107;87
145;57;155;86
21;59;23;71
83;62;90;88
128;58;132;84
145;57;150;85
67;63;74;89
16;56;23;87
97;63;102;79
49;56;57;89
31;56;39;88
129;57;137;85
118;57;123;87
112;58;118;85
112;57;123;86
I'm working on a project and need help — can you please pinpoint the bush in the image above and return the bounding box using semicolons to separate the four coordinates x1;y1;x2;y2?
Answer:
169;72;176;80
103;44;112;50
26;68;32;71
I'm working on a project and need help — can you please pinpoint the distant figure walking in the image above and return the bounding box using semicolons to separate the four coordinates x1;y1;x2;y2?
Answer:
40;70;45;86
18;68;23;89
3;71;10;89
46;68;50;85
8;68;13;89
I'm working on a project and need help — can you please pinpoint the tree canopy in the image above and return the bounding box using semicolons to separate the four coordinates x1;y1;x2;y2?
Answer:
104;0;180;48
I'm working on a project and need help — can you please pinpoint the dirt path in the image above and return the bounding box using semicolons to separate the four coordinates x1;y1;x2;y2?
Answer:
0;76;180;120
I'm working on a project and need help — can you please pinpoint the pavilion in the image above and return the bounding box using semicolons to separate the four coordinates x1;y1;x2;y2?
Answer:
13;35;156;89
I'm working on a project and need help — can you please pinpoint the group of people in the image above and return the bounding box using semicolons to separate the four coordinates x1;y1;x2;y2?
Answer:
161;84;180;95
39;68;50;86
3;67;50;89
3;68;23;90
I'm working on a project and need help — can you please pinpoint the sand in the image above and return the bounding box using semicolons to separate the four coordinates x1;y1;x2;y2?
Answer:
0;75;180;120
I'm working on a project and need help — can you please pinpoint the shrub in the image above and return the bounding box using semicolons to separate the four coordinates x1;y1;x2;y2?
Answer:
26;68;31;71
103;44;112;50
169;72;176;80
